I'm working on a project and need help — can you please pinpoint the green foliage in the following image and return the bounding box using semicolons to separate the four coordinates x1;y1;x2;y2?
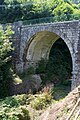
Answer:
20;107;30;120
0;86;71;119
73;9;80;20
53;2;74;21
0;95;30;120
0;93;52;119
0;25;14;66
0;0;79;24
0;25;14;98
30;92;52;110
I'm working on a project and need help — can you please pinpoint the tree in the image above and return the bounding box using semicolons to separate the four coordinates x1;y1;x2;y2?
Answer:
0;25;14;98
73;9;80;20
0;0;80;23
53;2;74;21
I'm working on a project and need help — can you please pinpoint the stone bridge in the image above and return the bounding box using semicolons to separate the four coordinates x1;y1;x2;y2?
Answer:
12;20;80;89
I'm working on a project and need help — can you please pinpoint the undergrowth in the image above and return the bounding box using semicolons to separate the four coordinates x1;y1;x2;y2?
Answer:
0;81;71;120
0;92;53;120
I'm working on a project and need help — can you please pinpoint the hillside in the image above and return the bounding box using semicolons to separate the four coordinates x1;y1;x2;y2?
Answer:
0;85;80;120
39;86;80;120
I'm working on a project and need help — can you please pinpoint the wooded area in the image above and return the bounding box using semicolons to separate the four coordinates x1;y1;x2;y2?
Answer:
0;0;80;24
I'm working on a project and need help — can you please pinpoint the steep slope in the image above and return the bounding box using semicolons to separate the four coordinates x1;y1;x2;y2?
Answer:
39;86;80;120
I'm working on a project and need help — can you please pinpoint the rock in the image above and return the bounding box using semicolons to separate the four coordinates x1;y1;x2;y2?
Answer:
29;74;42;92
11;74;42;95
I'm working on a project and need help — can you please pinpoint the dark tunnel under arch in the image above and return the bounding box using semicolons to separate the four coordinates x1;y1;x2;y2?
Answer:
47;37;72;85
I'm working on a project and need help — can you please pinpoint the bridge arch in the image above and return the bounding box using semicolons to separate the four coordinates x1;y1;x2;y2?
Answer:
26;31;72;62
23;31;73;70
22;30;73;86
12;20;80;89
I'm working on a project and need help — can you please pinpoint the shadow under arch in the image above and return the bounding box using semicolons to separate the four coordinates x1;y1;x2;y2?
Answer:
47;38;73;99
48;37;72;85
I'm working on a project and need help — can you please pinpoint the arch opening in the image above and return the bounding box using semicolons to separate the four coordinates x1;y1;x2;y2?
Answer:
25;31;73;90
26;31;60;61
47;38;72;86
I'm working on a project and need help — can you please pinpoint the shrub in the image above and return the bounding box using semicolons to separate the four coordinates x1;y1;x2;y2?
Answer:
2;96;20;107
14;94;28;105
0;106;30;120
30;93;52;110
0;95;30;120
0;25;14;98
20;107;30;120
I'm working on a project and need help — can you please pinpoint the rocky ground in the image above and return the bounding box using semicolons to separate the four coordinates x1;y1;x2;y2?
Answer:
38;86;80;120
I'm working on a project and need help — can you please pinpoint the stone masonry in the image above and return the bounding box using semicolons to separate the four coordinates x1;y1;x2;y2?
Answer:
11;20;80;89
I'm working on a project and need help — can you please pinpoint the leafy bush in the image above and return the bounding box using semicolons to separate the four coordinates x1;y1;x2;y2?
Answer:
0;0;80;24
14;94;28;105
0;25;14;98
30;93;52;110
18;107;30;120
0;106;30;120
4;97;20;107
0;95;30;120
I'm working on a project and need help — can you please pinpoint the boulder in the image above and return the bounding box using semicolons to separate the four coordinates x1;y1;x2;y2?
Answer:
11;74;42;95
